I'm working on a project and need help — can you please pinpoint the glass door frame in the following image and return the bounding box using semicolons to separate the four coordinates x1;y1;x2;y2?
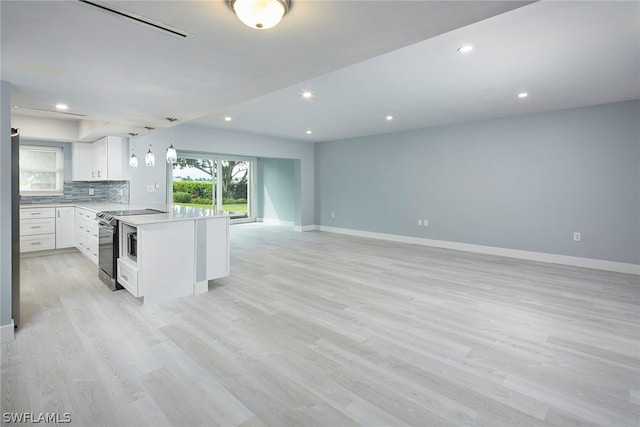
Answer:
170;151;257;224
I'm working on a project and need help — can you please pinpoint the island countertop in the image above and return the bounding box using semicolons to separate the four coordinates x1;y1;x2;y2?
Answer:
116;205;229;226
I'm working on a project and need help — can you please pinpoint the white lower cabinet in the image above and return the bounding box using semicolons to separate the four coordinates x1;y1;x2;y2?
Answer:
20;207;56;253
20;233;56;252
117;257;139;297
75;207;99;264
19;206;79;253
55;207;76;249
20;217;56;235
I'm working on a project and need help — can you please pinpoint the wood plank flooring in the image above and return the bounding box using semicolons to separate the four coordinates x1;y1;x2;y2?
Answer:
2;223;639;426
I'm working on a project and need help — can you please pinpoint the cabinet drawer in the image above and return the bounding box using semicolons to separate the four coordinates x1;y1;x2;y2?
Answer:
20;218;55;235
117;258;139;297
20;207;55;219
76;208;97;222
20;234;55;252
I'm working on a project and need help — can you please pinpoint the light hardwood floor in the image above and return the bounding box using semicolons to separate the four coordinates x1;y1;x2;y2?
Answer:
2;223;639;426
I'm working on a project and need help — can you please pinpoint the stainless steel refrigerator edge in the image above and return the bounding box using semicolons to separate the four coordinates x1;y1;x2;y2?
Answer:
11;128;20;328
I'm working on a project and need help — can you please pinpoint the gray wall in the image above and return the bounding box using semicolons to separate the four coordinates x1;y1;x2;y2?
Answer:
130;125;314;227
315;100;640;265
1;80;12;328
256;158;296;222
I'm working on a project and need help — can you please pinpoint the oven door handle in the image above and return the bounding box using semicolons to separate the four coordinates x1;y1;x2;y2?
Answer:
98;220;115;228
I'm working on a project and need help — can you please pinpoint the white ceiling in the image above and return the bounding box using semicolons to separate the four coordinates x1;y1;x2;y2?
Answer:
2;0;639;143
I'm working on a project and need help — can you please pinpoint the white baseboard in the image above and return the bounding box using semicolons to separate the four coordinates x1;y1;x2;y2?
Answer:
257;218;318;232
0;320;15;343
194;280;208;295
257;218;295;227
318;225;640;275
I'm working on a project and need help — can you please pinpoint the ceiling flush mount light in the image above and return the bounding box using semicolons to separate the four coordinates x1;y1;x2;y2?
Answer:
386;115;394;121
128;132;138;168
306;130;312;135
457;45;473;54
224;116;232;122
302;91;313;99
165;117;178;164
228;0;291;30
144;126;155;166
517;92;529;99
55;103;69;110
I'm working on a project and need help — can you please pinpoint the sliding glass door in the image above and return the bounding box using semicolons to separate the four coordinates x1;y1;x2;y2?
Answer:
171;154;255;222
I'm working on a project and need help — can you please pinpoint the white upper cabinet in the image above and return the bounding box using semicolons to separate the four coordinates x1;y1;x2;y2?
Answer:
104;136;128;180
92;137;108;180
72;143;93;181
72;136;129;181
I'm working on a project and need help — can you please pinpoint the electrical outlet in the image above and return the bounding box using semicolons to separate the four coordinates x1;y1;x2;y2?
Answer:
423;219;429;227
147;184;156;192
89;188;94;196
120;189;124;196
331;211;335;218
418;219;423;226
573;232;582;241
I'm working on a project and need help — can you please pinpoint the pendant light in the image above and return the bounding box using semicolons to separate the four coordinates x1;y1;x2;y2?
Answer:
128;132;139;168
165;117;178;164
144;126;155;166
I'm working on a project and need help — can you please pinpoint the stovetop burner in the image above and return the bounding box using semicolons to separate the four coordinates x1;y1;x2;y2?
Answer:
102;209;166;216
96;209;166;223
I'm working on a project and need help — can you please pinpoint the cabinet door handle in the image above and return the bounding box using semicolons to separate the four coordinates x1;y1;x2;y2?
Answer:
57;211;60;218
32;242;41;245
31;226;41;229
31;212;41;215
122;275;129;281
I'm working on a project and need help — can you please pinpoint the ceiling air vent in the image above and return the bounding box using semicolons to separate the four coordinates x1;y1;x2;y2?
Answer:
13;106;87;117
78;0;191;39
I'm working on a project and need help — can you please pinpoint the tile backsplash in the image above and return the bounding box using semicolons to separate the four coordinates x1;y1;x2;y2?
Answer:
20;181;129;205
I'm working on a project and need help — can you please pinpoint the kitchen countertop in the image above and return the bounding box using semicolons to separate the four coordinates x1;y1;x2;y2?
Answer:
20;202;128;212
21;203;229;225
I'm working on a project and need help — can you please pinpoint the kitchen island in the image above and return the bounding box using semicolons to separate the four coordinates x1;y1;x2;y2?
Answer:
114;205;230;304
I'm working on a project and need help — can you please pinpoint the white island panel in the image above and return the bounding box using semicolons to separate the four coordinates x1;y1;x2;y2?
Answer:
138;220;195;304
194;216;230;294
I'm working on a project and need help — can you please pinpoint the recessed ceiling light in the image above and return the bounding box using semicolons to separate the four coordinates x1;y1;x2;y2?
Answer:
55;103;68;110
224;116;232;122
386;115;394;121
306;130;312;134
457;45;473;54
302;91;313;99
517;92;528;99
